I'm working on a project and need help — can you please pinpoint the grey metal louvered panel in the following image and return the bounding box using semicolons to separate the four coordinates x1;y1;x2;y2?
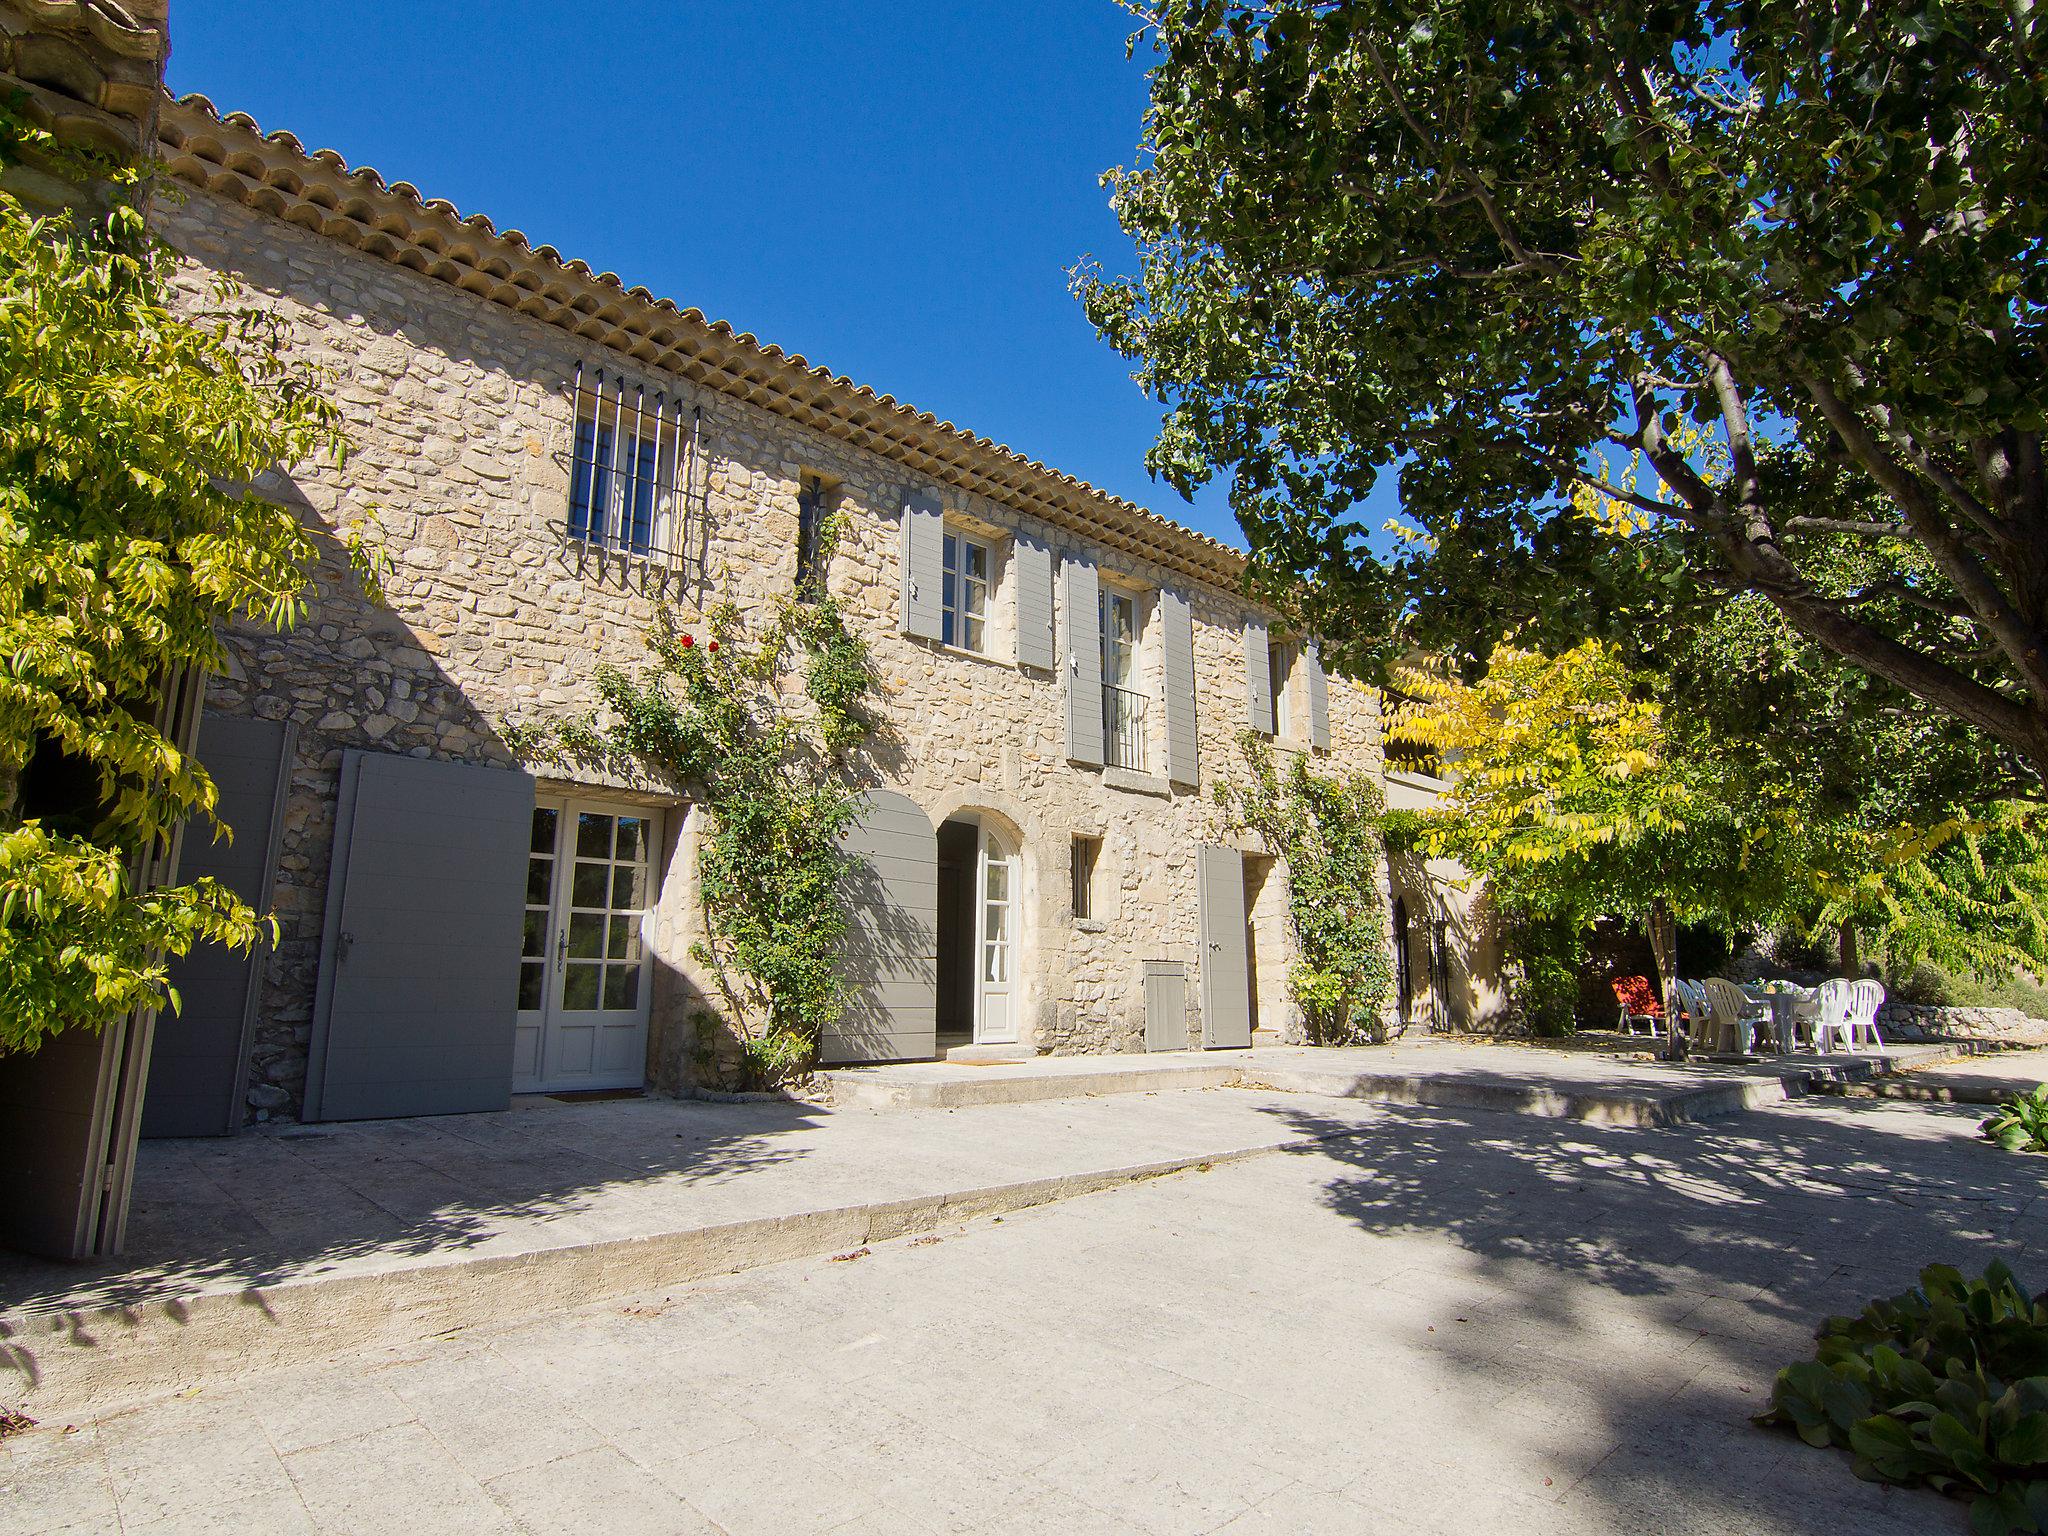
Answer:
1244;618;1274;735
899;487;945;641
1144;961;1188;1052
1161;588;1198;785
1305;640;1331;751
304;751;535;1122
824;788;937;1063
1014;533;1056;671
142;715;294;1138
1062;554;1104;765
1198;844;1252;1049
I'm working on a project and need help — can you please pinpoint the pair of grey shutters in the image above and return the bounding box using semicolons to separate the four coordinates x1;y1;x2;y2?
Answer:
1242;621;1331;750
1060;552;1200;784
305;750;536;1122
898;487;1057;672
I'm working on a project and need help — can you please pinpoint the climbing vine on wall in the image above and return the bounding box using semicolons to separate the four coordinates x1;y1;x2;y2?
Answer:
1217;734;1394;1045
508;544;879;1084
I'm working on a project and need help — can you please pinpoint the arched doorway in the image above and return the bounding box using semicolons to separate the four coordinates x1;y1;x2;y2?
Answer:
936;814;1020;1047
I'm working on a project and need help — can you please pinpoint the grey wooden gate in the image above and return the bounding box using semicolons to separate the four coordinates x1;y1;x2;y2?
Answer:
1144;960;1188;1052
303;751;535;1122
1198;844;1252;1049
143;715;295;1138
823;788;937;1063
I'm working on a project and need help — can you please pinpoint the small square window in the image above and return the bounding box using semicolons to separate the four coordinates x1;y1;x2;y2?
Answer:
943;531;990;652
1071;835;1102;922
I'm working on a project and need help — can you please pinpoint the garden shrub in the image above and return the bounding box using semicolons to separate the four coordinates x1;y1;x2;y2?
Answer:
1984;1088;2048;1156
1760;1262;2048;1534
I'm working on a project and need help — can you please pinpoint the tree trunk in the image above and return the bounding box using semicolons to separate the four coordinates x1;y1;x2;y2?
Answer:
1838;921;1859;977
1646;898;1680;1058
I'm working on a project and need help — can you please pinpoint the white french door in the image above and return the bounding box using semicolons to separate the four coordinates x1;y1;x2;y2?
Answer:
973;827;1017;1045
514;800;661;1093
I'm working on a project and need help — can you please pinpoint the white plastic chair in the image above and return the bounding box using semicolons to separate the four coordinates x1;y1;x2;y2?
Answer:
1846;979;1887;1051
1670;979;1716;1053
1703;977;1767;1054
1812;980;1856;1053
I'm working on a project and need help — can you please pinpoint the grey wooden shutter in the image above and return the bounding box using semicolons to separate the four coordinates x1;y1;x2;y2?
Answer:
1198;845;1252;1048
1014;533;1056;671
899;487;944;641
1161;587;1199;785
304;751;535;1122
1062;554;1104;765
143;715;295;1138
824;789;937;1063
1305;640;1331;751
1244;619;1274;735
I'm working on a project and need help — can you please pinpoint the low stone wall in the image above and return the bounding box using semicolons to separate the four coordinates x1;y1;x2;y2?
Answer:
1879;1002;2048;1046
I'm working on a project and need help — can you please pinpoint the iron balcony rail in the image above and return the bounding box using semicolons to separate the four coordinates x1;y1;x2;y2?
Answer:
1103;683;1150;772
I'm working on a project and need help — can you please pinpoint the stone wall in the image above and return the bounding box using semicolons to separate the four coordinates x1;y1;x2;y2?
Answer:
160;184;1387;1120
1879;1002;2048;1048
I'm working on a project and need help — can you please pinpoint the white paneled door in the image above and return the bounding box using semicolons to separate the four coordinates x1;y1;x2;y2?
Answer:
974;826;1018;1045
514;801;661;1093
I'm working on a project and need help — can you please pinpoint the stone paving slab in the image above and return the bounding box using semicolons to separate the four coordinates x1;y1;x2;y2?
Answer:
6;1090;2017;1535
1849;1044;2048;1104
0;1088;1399;1418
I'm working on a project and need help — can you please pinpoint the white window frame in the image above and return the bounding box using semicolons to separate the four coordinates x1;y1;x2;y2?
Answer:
942;530;991;652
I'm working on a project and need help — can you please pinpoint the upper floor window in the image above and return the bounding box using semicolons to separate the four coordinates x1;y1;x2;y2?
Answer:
1100;588;1146;771
943;530;990;651
796;474;833;600
567;364;694;568
1271;640;1299;739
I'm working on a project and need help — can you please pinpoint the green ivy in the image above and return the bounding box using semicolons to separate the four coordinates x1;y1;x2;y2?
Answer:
511;565;879;1086
1760;1262;2048;1535
1216;734;1393;1045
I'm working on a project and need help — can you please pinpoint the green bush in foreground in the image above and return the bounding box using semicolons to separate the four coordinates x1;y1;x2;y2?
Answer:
1760;1263;2048;1534
1983;1088;2048;1156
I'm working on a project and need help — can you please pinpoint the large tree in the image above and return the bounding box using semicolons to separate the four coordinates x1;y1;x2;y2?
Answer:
1078;0;2048;781
0;109;360;1053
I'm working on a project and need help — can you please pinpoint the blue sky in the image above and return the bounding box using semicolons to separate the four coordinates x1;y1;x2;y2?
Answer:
165;2;1260;547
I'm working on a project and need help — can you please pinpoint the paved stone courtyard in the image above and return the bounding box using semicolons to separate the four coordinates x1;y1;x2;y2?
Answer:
8;1085;2029;1535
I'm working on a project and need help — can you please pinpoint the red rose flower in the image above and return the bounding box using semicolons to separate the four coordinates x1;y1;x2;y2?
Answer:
680;633;695;649
707;640;719;653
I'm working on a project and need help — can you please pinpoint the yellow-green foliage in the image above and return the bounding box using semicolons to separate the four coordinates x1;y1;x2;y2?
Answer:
0;111;352;1052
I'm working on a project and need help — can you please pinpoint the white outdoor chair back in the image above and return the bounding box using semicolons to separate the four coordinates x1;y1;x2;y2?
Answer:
1813;980;1857;1053
1702;977;1764;1054
1846;979;1887;1051
1671;979;1715;1053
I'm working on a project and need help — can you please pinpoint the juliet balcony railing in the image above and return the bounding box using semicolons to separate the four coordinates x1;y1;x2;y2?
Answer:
1103;683;1150;772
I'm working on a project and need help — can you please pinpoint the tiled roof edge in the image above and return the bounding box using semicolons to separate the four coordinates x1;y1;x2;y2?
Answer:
159;92;1254;596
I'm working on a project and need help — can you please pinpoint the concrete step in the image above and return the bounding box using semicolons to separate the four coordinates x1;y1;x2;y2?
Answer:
942;1043;1040;1064
823;1055;1243;1110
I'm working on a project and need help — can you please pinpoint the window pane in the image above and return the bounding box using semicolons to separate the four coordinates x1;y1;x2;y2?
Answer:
577;813;613;859
612;864;646;910
568;911;604;959
523;909;548;959
604;964;640;1010
966;541;987;582
608;914;642;960
985;860;1008;902
963;615;984;653
518;962;546;1012
527;857;553;907
615;817;645;864
531;807;558;853
562;963;601;1011
573;861;609;908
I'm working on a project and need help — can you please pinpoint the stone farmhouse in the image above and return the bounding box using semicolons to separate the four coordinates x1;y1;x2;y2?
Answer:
0;0;1498;1151
133;91;1454;1131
